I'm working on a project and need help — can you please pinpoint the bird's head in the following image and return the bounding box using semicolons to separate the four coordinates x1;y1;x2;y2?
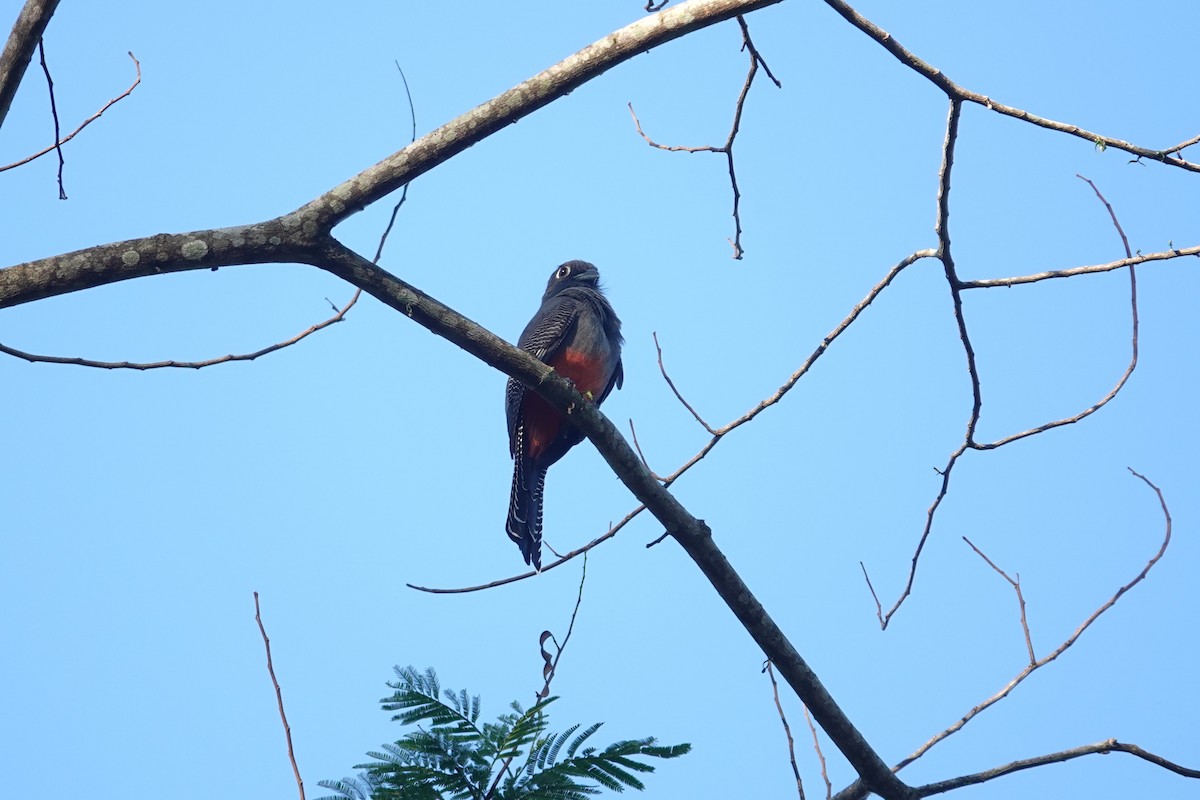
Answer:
543;260;601;299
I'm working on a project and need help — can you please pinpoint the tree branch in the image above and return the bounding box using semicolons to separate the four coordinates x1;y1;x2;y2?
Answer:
821;0;1200;172
914;739;1199;796
254;592;306;800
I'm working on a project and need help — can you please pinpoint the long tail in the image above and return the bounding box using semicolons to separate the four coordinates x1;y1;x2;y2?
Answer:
507;456;547;571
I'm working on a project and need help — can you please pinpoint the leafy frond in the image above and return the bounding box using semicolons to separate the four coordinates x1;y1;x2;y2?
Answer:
565;723;603;761
316;776;375;800
527;737;691;796
324;666;689;800
534;724;580;770
381;667;483;741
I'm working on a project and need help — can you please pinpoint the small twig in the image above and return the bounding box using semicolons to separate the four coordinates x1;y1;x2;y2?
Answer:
763;660;806;800
408;506;646;593
653;332;717;434
644;0;670;11
628;16;780;258
538;552;588;699
1162;132;1200;156
868;100;966;630
971;177;1139;451
962;537;1036;665
913;739;1199;796
958;244;1199;289
858;562;882;621
253;592;306;800
737;15;781;88
1;51;141;173
485;556;589;800
0;296;361;369
36;38;65;198
645;531;671;548
628;418;663;480
802;704;832;800
893;470;1172;771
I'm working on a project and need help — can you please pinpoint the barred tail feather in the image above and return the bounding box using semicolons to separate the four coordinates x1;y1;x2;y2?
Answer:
507;456;547;571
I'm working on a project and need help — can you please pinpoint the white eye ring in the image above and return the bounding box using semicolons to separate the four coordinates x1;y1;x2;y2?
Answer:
556;265;572;279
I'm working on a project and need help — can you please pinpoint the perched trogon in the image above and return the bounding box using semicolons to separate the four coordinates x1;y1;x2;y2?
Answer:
506;260;624;571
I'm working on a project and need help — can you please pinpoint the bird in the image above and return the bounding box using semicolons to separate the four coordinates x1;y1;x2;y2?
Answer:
506;260;624;571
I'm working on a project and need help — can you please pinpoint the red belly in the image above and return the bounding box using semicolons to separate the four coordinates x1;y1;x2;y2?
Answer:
523;347;610;460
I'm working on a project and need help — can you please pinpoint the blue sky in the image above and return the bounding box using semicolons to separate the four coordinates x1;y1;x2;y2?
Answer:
2;2;1197;799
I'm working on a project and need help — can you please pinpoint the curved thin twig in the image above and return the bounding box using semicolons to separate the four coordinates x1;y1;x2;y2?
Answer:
1;50;140;173
254;592;306;800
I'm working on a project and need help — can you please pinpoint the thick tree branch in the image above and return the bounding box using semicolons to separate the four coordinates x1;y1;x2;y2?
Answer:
0;220;319;308
0;0;60;131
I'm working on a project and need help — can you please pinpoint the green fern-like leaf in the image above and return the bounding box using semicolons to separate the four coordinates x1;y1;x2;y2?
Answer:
325;666;689;800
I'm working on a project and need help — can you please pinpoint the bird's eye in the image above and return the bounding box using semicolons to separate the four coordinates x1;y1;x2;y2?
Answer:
556;265;572;279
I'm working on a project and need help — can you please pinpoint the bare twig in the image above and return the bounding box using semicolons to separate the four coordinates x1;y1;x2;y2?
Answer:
1;50;140;173
962;537;1035;665
35;38;65;198
628;16;780;258
1162;132;1200;156
871;167;1144;629
537;552;588;699
822;0;1200;172
0;296;361;369
653;331;717;434
803;703;832;800
971;176;1138;451
253;592;306;800
485;556;589;800
958;245;1199;288
913;739;1199;796
866;100;966;630
764;660;806;800
628;418;663;480
893;470;1172;771
407;505;647;593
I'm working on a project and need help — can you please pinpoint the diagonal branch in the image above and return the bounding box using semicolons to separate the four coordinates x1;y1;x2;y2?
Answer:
822;0;1200;172
310;237;915;800
254;592;306;800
